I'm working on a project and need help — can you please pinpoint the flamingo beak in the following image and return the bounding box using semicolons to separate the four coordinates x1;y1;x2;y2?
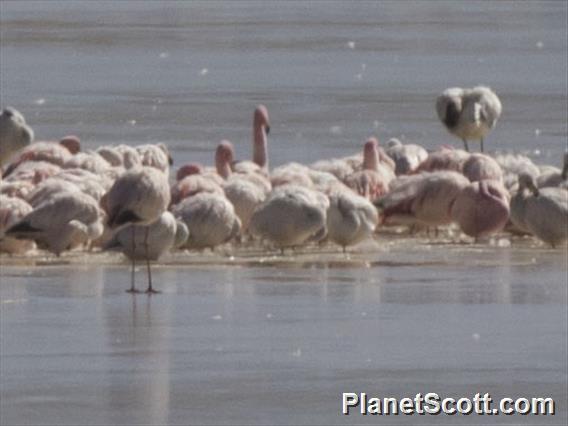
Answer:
265;125;270;135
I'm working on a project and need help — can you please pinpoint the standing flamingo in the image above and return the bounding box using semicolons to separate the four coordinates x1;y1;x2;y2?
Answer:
436;86;502;152
103;167;170;293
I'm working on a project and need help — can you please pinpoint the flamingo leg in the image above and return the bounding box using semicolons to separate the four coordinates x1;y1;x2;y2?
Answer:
144;227;160;294
126;226;141;294
463;139;470;152
480;138;484;153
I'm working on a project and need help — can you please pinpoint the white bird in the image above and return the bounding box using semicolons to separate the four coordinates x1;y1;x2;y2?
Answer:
249;185;327;250
172;192;241;250
326;189;378;251
537;152;567;189
510;173;568;247
0;107;34;168
103;167;171;293
385;138;428;175
0;195;35;254
5;190;104;256
436;86;502;152
64;151;110;175
136;143;173;176
104;212;188;289
216;141;269;232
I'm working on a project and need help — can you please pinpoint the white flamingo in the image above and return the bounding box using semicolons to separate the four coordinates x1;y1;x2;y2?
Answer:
436;86;502;152
103;167;171;293
172;192;241;250
0;195;35;254
384;138;428;175
0;107;34;168
249;185;327;250
5;190;104;256
510;173;568;247
104;212;189;289
326;189;378;252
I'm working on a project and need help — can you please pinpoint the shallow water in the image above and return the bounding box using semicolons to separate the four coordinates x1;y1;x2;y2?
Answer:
1;1;567;425
1;1;567;166
1;237;567;425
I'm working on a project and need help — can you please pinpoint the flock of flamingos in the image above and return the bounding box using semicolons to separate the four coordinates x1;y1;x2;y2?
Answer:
0;86;567;293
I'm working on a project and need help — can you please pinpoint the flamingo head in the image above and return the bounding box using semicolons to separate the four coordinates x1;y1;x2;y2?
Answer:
59;135;81;155
254;105;270;135
176;163;203;181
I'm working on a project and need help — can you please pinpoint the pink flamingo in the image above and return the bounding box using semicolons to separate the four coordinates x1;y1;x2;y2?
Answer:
343;138;394;201
216;141;270;232
375;171;470;228
230;105;271;176
450;180;510;238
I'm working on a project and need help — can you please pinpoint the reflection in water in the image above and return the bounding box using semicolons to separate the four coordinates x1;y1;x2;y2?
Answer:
103;292;172;425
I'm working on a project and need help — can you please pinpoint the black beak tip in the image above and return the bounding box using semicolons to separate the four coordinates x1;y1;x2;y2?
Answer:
265;125;271;135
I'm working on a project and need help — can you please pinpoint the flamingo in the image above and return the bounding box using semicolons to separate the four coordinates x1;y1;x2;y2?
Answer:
436;86;502;152
326;189;378;252
64;151;110;175
416;147;470;174
104;211;188;289
494;153;541;194
0;195;35;254
249;185;327;250
136;143;173;176
450;180;510;238
0;107;34;168
172;192;241;250
230;105;271;176
510;173;568;247
384;138;428;175
537;152;567;189
103;167;170;293
4;190;104;256
215;141;270;232
461;153;504;183
375;171;470;228
59;135;81;155
343;137;394;201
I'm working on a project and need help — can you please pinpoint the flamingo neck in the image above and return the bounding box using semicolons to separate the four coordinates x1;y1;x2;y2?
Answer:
216;156;232;179
253;126;268;169
363;147;379;171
